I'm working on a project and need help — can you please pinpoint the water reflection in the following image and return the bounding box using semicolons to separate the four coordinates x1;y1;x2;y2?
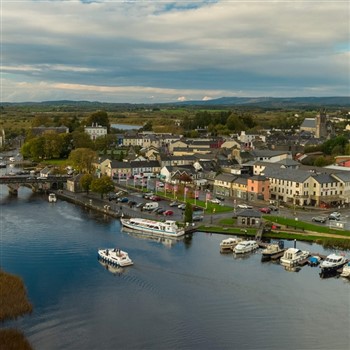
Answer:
98;259;125;276
121;226;184;248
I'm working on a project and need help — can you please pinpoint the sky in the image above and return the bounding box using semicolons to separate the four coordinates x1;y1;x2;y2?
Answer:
1;0;349;103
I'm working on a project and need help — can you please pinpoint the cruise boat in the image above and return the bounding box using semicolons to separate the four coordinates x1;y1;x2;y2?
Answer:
261;241;285;260
120;218;185;237
233;240;259;254
319;254;348;278
220;237;242;253
48;193;57;203
340;262;350;278
280;248;309;267
98;248;133;267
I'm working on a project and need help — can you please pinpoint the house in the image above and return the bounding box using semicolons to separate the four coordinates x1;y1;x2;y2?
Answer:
213;173;237;197
66;174;84;193
231;177;248;200
247;175;270;201
84;124;107;140
235;209;262;228
39;166;52;178
32;125;69;136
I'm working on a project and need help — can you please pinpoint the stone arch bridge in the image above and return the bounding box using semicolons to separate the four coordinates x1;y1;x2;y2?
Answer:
0;175;71;195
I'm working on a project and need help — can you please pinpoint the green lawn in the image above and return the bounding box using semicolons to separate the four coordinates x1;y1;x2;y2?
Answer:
264;215;350;237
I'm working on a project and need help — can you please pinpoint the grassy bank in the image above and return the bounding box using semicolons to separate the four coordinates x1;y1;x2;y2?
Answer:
264;215;350;237
0;270;33;350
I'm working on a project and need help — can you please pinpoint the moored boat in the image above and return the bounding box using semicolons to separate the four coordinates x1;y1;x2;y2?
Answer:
48;193;57;203
233;240;259;254
308;256;322;267
120;217;185;237
280;248;309;268
220;237;242;253
340;262;350;278
98;248;133;267
261;241;285;260
319;254;348;278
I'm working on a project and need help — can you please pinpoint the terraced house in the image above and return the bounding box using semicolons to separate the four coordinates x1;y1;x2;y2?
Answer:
258;164;350;207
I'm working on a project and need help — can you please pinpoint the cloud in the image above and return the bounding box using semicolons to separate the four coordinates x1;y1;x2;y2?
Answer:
1;0;349;102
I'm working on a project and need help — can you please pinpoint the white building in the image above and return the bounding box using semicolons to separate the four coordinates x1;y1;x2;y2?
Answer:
84;124;107;140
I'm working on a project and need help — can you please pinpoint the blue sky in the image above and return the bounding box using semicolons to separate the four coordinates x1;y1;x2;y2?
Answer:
2;0;349;103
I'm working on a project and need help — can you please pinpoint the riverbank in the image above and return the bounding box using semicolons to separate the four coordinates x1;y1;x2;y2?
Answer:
53;189;350;247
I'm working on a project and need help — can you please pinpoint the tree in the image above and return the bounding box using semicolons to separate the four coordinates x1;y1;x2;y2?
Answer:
86;110;110;132
68;148;97;173
184;202;193;223
72;131;94;149
90;175;115;199
80;174;94;194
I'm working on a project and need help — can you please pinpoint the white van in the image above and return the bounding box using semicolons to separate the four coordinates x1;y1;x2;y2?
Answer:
143;202;159;211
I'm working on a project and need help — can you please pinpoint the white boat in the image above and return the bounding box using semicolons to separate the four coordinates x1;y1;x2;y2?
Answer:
98;248;133;267
120;218;185;237
280;248;309;267
48;193;57;203
233;240;259;254
340;262;350;278
220;237;242;253
261;242;285;260
319;254;348;278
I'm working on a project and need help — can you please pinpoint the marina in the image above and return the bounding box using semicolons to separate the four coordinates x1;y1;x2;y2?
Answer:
1;185;350;350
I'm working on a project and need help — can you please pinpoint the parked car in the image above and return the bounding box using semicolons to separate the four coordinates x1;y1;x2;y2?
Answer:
163;210;174;216
157;182;164;187
128;200;137;207
211;198;221;204
259;207;271;214
108;193;118;201
150;195;162;201
118;197;129;203
156;208;166;214
169;201;179;207
329;212;341;221
312;216;327;223
192;215;204;222
178;203;186;210
136;202;145;208
268;205;278;211
143;192;154;199
237;204;253;209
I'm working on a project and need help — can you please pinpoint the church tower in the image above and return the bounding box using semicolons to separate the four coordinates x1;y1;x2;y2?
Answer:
315;109;327;138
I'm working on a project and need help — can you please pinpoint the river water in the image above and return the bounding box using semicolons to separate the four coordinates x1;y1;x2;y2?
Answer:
0;184;349;350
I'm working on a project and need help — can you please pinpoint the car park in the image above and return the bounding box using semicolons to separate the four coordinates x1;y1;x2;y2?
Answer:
259;207;271;214
136;202;145;208
143;192;154;199
169;201;179;207
118;197;129;203
163;210;174;216
178;203;186;210
312;216;327;223
156;208;166;214
150;195;162;201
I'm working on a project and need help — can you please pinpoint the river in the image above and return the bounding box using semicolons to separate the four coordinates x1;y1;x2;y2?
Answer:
0;184;349;350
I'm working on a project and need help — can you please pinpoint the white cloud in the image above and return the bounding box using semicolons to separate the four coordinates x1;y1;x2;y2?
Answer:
1;0;349;102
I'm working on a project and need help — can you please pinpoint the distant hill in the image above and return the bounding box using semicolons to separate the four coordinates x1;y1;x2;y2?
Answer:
176;96;350;108
2;96;350;110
